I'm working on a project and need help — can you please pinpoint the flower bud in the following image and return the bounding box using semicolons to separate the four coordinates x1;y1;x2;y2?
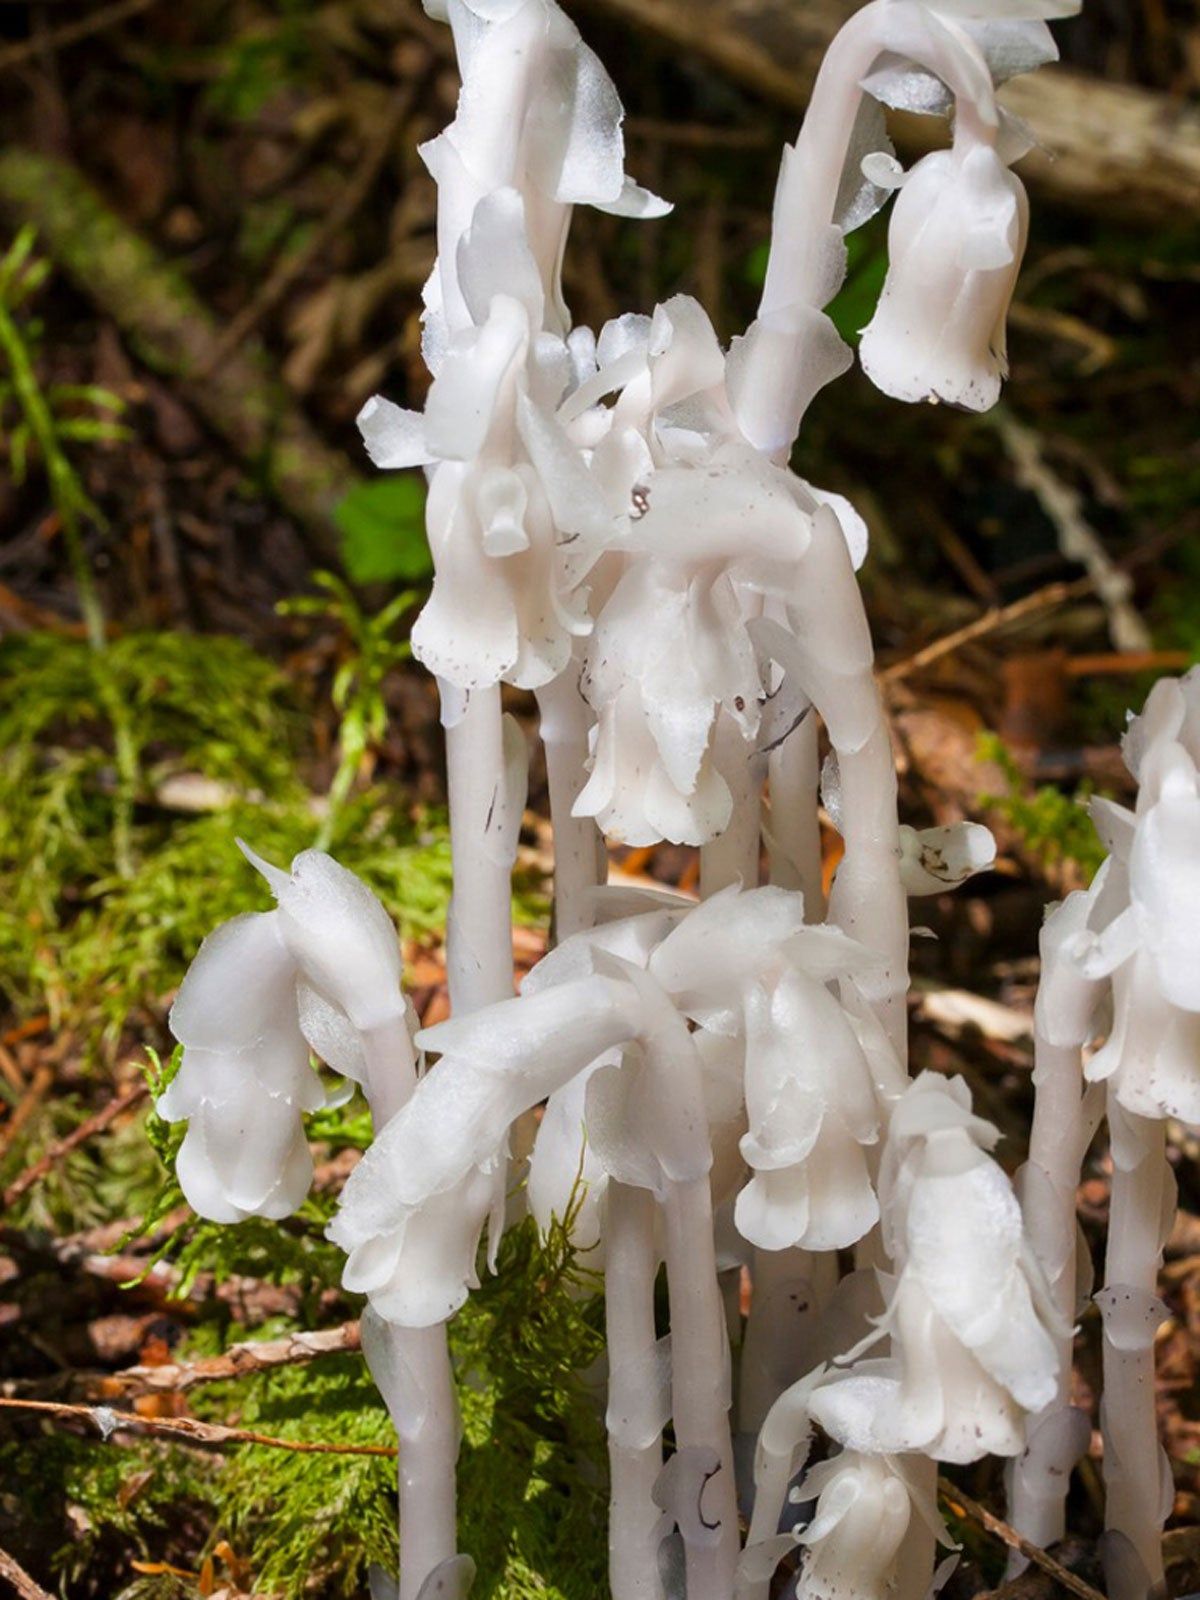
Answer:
860;143;1028;412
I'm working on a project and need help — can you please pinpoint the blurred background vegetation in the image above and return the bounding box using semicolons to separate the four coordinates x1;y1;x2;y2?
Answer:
0;1;1197;1596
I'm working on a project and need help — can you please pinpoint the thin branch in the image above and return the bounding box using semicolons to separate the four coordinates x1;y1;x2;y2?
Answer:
0;1063;54;1160
937;1477;1107;1600
879;578;1094;684
0;1546;54;1600
0;1396;396;1458
3;1081;149;1208
0;0;159;72
93;1322;362;1398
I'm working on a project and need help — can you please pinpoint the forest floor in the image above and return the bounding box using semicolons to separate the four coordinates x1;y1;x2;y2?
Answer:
0;0;1198;1596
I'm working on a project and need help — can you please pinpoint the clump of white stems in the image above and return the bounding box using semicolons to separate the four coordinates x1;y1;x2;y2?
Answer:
159;2;1190;1598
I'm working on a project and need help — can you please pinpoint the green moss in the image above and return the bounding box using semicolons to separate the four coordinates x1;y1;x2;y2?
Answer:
977;732;1108;880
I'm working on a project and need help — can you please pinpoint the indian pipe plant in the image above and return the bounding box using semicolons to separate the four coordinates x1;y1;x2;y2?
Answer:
158;2;1190;1598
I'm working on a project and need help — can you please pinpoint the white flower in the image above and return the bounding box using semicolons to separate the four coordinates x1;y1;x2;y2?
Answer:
736;966;882;1254
419;0;668;348
792;1451;950;1600
328;976;642;1325
859;141;1028;412
1067;672;1200;1124
162;846;412;1224
162;912;323;1224
810;1074;1065;1463
573;441;814;846
360;191;622;691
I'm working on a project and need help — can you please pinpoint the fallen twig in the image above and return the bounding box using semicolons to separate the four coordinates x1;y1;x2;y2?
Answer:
0;1396;396;1458
0;1063;54;1161
93;1322;362;1398
0;1545;54;1600
992;410;1150;653
879;578;1094;684
0;0;159;73
937;1477;1107;1600
3;1081;149;1209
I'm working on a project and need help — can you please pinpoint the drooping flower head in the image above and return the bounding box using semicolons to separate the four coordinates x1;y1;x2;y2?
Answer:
161;846;411;1223
809;1073;1066;1464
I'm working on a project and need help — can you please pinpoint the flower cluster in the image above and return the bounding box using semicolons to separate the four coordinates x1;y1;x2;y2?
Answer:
153;0;1159;1598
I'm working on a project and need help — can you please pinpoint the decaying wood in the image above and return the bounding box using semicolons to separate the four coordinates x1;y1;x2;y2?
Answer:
0;150;365;565
581;0;1200;223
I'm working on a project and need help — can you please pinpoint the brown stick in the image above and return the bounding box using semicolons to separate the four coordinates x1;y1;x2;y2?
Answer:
0;1396;396;1458
0;1064;54;1161
3;1081;149;1209
879;578;1094;684
0;1546;54;1600
937;1477;1107;1600
200;89;414;376
93;1322;362;1398
0;0;158;72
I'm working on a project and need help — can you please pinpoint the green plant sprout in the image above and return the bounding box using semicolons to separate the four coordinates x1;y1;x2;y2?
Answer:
279;572;420;850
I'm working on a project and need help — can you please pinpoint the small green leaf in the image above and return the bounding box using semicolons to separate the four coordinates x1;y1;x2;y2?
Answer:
334;475;432;585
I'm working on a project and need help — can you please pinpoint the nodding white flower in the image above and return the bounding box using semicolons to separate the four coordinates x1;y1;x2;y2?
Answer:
573;442;814;847
328;976;643;1325
859;141;1028;412
1067;672;1200;1124
810;1074;1065;1463
791;1451;952;1600
735;955;888;1255
360;191;620;692
161;847;411;1224
162;912;323;1225
520;887;894;1255
419;0;668;350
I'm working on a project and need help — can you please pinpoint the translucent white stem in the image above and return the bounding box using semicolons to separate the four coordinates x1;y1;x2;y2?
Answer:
443;683;517;1011
536;666;605;941
1101;1107;1169;1600
360;1021;461;1600
767;712;824;915
1009;1037;1090;1555
606;1181;666;1600
738;1248;836;1444
827;719;907;1060
700;719;764;897
662;1176;740;1600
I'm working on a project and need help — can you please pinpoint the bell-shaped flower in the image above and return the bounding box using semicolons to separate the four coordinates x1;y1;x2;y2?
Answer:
419;0;668;350
859;141;1028;412
162;846;414;1225
790;1451;952;1600
328;976;643;1325
162;911;324;1224
1067;673;1200;1124
735;962;885;1254
573;442;814;845
360;189;622;692
810;1074;1066;1463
